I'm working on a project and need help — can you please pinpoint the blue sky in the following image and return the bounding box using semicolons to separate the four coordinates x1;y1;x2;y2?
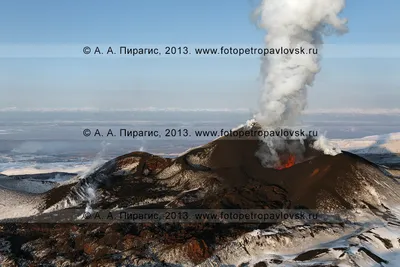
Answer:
0;0;399;111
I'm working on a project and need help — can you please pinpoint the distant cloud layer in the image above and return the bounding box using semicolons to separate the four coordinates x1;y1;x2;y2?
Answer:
1;107;400;115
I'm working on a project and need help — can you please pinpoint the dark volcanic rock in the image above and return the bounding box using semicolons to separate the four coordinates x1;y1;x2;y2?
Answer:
1;125;399;266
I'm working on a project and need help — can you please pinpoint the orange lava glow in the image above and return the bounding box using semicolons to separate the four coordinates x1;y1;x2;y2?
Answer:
277;154;296;170
311;168;320;177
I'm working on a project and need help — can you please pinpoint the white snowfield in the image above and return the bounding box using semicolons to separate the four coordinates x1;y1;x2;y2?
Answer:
332;132;400;154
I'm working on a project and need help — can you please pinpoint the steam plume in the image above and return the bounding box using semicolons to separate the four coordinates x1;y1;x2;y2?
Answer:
254;0;348;167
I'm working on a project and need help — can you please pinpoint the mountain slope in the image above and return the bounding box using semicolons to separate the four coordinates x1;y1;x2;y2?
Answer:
0;126;399;266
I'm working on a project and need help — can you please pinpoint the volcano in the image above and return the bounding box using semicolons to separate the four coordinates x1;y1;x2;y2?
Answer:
0;124;399;266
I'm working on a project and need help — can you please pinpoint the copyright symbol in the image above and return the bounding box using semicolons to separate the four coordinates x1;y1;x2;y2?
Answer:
83;129;91;137
83;46;91;54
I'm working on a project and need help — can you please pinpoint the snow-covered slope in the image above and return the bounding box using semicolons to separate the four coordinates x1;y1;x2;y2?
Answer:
332;132;400;155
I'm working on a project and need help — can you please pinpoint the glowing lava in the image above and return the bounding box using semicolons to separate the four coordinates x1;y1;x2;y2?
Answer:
277;154;296;170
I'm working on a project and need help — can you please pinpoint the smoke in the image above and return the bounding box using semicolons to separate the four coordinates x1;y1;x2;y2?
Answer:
312;135;341;156
44;141;111;214
253;0;347;167
80;141;110;179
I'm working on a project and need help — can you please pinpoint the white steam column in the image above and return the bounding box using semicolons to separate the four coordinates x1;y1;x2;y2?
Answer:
254;0;348;167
